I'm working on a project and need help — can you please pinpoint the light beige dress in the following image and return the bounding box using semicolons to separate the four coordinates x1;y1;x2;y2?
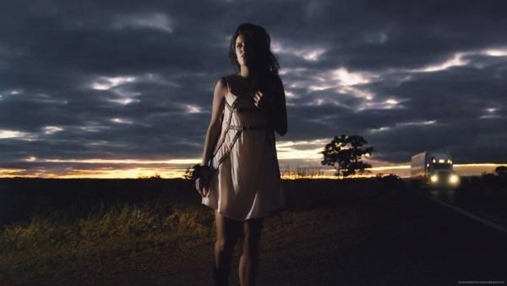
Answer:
202;76;285;221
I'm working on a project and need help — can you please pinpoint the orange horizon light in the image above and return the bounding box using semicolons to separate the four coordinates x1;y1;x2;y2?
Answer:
0;162;505;179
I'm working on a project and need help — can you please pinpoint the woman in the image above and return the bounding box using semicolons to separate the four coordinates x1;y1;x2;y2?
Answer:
195;23;288;286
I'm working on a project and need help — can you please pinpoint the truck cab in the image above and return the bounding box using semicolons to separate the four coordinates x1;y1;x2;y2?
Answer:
411;151;460;188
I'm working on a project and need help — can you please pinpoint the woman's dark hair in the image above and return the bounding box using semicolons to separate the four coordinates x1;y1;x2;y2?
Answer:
229;23;280;76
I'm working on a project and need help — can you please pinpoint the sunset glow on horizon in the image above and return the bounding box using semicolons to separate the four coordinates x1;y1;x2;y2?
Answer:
2;137;505;179
1;160;504;179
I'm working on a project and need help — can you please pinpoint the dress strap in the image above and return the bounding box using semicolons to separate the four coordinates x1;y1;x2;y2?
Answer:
229;125;266;131
217;130;243;165
225;99;236;112
210;75;260;167
211;93;237;166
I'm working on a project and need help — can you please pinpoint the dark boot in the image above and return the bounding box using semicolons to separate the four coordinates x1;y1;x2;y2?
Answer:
213;267;229;286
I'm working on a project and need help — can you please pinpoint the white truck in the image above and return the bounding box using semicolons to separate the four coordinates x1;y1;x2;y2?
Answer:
410;151;460;187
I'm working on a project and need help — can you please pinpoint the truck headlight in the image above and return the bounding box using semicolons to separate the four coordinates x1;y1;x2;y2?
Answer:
449;174;460;185
430;174;439;183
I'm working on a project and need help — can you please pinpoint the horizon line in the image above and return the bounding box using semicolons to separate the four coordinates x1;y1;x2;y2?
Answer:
0;163;505;179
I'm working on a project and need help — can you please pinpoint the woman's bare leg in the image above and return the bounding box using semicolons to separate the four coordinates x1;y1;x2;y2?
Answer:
214;212;241;286
238;218;264;286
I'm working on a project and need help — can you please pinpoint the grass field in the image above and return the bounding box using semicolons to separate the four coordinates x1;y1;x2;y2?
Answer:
0;176;505;285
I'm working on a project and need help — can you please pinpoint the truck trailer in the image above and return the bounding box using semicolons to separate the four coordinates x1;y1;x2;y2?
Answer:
410;151;460;187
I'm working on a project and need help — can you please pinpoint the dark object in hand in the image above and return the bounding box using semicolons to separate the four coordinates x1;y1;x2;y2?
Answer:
191;164;210;181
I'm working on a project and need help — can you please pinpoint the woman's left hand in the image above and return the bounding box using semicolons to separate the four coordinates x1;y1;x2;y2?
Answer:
194;165;211;197
253;90;271;109
195;178;210;197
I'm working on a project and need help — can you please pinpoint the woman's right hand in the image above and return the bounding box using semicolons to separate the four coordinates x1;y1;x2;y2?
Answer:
195;167;210;197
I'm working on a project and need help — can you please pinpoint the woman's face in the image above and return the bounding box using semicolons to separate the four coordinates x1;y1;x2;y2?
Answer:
235;34;251;67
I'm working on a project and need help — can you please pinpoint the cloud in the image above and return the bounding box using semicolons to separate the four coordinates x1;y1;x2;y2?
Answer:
112;13;174;33
1;0;507;177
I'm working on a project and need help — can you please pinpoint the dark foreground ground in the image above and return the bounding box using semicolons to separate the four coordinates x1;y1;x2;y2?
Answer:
144;187;507;286
1;178;506;286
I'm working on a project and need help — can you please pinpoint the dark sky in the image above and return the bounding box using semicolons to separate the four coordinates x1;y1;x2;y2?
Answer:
1;0;507;177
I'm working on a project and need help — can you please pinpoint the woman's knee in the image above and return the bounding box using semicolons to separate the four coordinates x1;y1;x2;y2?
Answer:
215;235;237;253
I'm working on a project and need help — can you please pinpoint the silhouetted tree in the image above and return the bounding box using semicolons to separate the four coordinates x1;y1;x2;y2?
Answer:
495;166;507;177
321;135;374;177
183;166;193;180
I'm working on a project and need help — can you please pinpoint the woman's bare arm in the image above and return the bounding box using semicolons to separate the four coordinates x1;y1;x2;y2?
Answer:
201;78;227;166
